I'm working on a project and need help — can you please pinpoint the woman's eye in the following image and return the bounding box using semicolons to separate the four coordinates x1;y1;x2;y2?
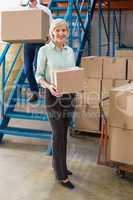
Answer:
55;29;67;33
55;29;60;32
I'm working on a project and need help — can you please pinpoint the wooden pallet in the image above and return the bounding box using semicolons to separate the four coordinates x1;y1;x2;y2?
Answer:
97;118;133;177
69;127;101;137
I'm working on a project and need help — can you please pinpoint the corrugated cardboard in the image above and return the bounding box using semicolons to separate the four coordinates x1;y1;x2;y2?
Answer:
0;9;49;43
80;57;90;77
116;49;133;58
76;79;101;107
80;56;103;79
75;79;101;132
75;104;100;132
101;80;129;117
127;59;133;80
101;80;115;99
114;80;129;87
109;126;133;165
101;80;114;118
52;67;85;94
109;83;133;130
103;57;126;79
85;79;101;94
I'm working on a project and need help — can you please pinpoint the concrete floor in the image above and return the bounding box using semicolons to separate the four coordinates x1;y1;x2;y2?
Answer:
0;130;133;200
0;102;133;200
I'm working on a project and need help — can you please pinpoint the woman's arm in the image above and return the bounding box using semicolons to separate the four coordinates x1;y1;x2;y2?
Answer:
36;47;61;97
39;77;61;97
35;46;47;83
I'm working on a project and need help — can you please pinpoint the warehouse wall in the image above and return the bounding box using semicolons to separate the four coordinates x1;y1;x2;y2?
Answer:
91;10;133;56
91;11;119;56
121;11;133;47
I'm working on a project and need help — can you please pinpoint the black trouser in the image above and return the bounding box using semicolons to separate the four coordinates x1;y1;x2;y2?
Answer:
45;89;75;180
24;43;44;93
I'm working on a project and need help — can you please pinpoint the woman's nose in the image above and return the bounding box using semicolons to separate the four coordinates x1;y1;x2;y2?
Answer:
58;31;63;35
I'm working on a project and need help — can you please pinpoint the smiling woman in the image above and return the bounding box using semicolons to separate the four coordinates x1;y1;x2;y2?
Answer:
35;19;76;189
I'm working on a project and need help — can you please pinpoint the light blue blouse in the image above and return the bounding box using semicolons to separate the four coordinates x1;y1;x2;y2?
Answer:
35;40;76;84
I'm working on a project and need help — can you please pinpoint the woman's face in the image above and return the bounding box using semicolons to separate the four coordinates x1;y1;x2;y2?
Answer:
29;0;37;7
52;25;68;45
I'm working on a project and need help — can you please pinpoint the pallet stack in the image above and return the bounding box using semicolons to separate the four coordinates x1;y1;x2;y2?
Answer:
101;56;128;117
108;84;133;165
75;54;133;134
75;56;102;133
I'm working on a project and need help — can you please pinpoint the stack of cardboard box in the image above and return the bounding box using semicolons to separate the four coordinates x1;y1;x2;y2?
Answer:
116;49;133;58
108;84;133;165
116;48;133;80
75;56;129;133
102;57;127;117
75;56;102;133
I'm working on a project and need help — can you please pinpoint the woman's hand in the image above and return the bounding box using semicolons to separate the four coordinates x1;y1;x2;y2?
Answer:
48;84;62;97
39;79;62;97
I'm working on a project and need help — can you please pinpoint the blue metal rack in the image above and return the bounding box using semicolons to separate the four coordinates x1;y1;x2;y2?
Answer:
0;44;52;154
0;0;124;154
0;0;97;153
97;0;122;57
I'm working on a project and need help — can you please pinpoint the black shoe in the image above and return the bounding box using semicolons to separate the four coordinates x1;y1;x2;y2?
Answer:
28;94;38;102
66;170;73;176
61;180;75;189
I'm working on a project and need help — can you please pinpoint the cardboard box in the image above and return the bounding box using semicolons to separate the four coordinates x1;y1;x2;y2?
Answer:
76;91;100;109
80;56;103;79
76;79;101;107
75;104;100;132
101;80;129;117
101;80;115;99
80;57;89;77
109;126;133;165
127;59;133;80
109;83;133;130
0;9;49;43
101;80;114;118
116;49;133;58
114;80;129;87
52;67;85;94
103;57;126;79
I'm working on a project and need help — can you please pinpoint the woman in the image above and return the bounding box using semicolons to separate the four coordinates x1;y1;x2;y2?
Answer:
36;18;76;189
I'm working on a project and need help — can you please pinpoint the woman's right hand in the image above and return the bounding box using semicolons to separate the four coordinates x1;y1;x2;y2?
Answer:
39;79;62;97
48;84;62;97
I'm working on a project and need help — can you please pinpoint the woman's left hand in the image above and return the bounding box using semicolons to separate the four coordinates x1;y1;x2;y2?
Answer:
49;84;62;97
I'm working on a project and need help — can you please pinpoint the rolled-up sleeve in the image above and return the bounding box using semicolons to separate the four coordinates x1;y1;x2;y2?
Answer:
35;46;47;83
68;47;76;67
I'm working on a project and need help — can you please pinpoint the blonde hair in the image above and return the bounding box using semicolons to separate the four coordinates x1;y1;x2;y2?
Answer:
49;18;69;39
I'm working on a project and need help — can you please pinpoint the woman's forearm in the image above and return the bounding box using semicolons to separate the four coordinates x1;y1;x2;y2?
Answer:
38;78;51;90
38;77;61;97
